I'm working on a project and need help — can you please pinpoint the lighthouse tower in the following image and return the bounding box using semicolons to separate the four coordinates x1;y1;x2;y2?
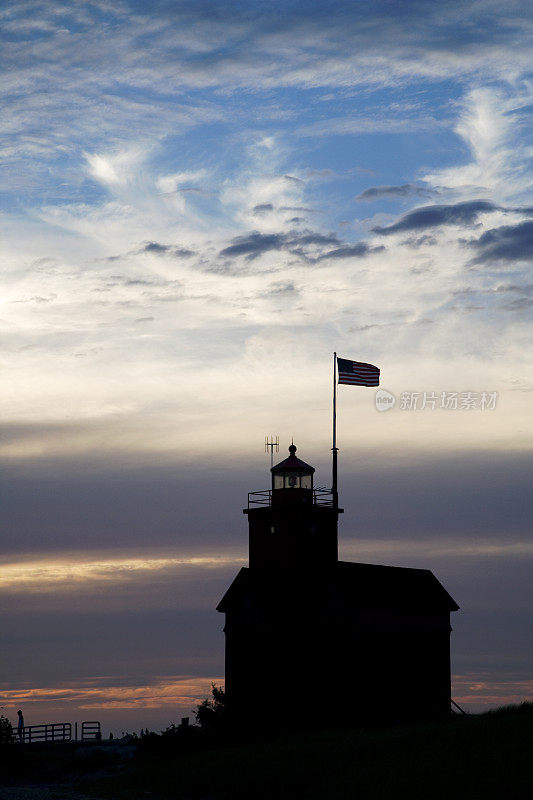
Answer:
217;444;458;728
247;443;341;572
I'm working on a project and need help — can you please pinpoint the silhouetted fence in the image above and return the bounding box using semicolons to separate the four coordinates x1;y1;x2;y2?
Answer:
81;720;101;740
17;720;102;744
18;722;71;744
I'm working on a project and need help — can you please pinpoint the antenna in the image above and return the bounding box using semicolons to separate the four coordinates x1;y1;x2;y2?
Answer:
265;435;279;468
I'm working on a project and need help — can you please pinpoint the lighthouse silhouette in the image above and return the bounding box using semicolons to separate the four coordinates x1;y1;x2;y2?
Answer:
217;443;459;728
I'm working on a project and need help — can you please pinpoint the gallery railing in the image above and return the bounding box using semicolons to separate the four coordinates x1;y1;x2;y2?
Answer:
247;487;335;509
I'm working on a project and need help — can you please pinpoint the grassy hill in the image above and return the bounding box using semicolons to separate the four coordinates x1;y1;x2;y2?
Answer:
2;703;532;799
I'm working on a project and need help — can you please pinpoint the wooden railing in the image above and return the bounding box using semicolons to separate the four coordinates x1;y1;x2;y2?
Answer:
18;722;71;743
16;720;102;744
81;720;101;740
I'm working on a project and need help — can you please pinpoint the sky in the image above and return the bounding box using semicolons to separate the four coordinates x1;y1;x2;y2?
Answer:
1;0;532;735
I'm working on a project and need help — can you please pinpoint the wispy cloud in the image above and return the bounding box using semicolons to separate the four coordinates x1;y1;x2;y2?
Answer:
356;184;438;202
85;147;147;187
0;554;246;593
341;539;533;562
0;676;222;711
422;87;532;202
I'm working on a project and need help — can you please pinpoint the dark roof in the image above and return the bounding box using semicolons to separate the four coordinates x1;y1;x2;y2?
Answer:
271;444;315;473
335;561;459;611
217;567;249;612
217;561;459;613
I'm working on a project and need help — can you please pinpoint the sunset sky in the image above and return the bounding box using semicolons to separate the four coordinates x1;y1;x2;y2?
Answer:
2;0;532;735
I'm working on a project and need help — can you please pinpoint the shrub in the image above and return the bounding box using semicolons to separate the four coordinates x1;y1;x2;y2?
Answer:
195;684;226;729
0;715;14;744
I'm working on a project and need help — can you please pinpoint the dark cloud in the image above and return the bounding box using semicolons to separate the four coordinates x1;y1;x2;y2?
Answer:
319;243;384;259
143;241;170;253
279;206;316;213
372;200;498;235
262;281;298;296
283;174;304;184
123;278;157;286
218;229;382;263
511;206;533;215
469;219;533;264
292;232;340;247
106;275;182;290
495;283;533;295
4;449;533;556
356;184;435;202
141;242;194;257
219;229;339;260
252;203;274;215
220;232;286;258
133;316;155;324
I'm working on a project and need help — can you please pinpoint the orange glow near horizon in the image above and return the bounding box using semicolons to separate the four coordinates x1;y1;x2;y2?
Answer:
452;676;533;710
0;677;224;713
1;675;531;719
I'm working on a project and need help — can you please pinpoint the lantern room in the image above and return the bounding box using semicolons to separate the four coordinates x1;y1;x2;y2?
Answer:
269;444;315;509
271;444;315;491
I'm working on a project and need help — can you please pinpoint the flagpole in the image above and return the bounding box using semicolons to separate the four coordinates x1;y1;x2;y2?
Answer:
332;351;338;509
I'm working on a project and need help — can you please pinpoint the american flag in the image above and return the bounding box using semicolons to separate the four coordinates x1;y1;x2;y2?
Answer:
337;357;380;386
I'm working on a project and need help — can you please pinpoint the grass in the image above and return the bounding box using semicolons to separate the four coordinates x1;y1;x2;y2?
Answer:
3;703;532;800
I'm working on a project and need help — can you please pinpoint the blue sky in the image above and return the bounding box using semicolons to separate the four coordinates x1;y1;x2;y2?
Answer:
1;0;532;733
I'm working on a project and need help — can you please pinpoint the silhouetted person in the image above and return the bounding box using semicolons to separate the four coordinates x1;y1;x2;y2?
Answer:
17;709;24;742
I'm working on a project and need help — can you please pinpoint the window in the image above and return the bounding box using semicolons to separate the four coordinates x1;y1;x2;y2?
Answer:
273;472;312;489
